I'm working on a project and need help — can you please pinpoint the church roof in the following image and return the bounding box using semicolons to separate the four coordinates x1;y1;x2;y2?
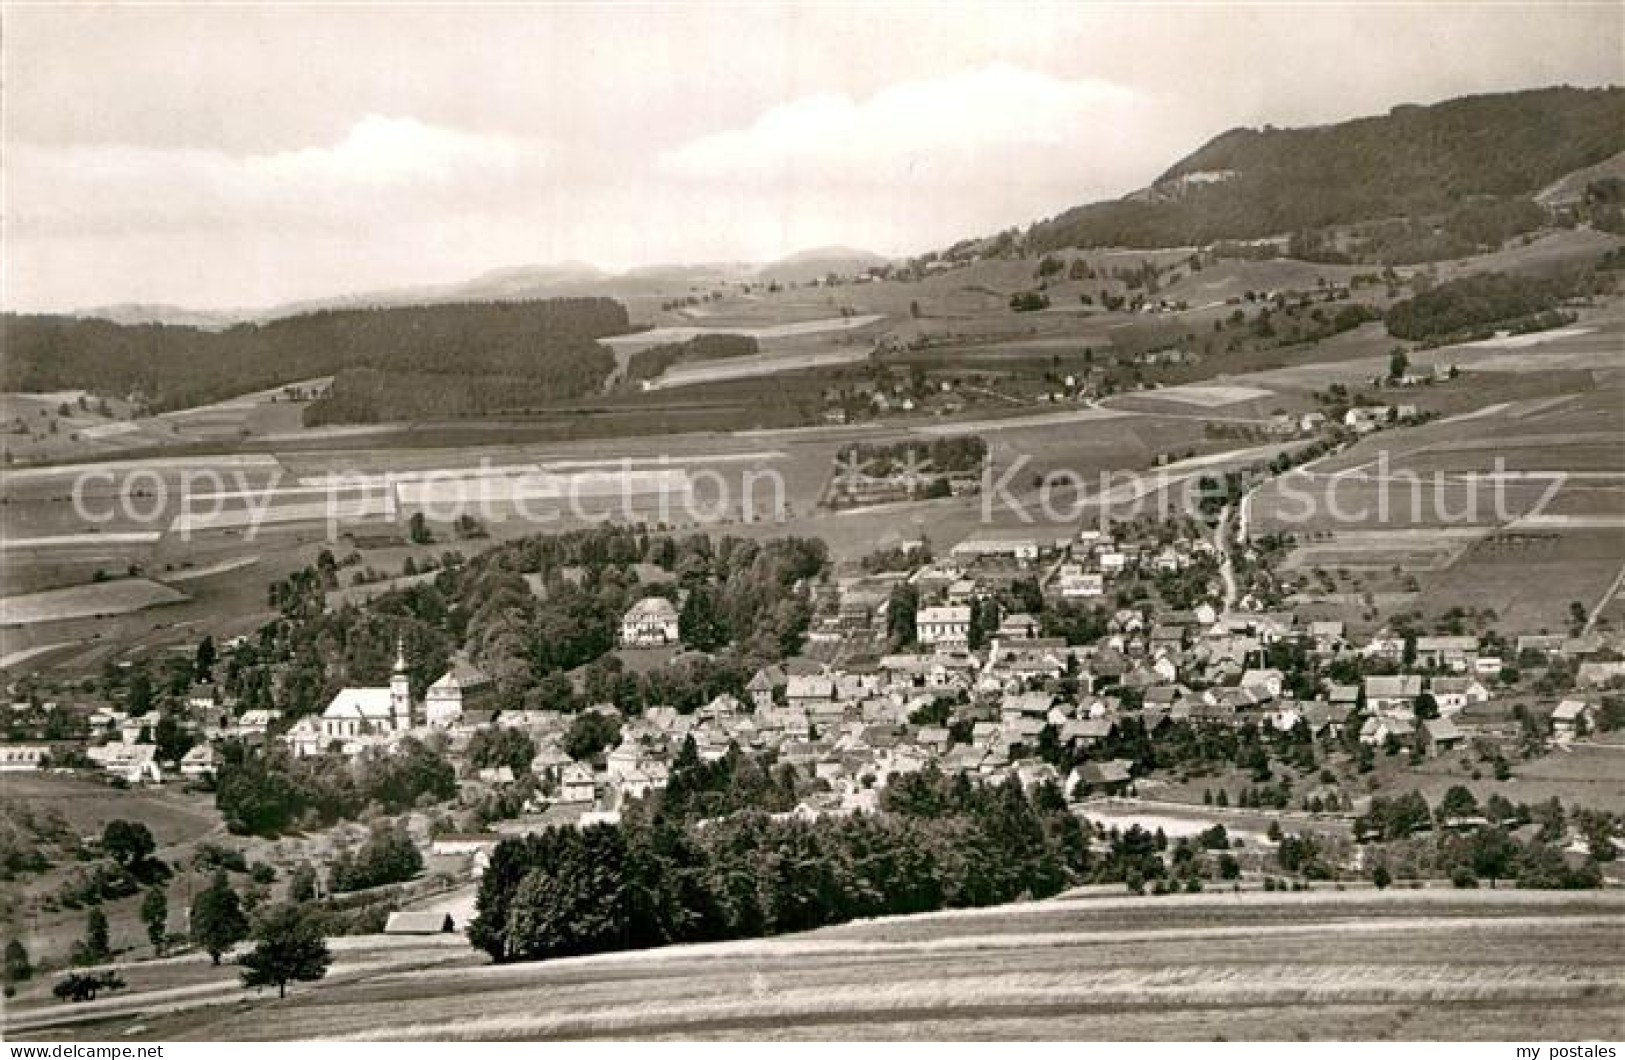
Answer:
322;687;395;719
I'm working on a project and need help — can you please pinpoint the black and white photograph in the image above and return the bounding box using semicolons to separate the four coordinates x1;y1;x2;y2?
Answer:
1;0;1623;1047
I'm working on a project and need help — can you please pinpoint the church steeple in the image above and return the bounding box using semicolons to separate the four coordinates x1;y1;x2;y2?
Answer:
390;636;412;731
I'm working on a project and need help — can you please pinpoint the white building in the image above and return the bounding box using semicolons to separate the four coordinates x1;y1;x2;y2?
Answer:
179;743;218;778
950;536;1039;563
321;644;412;742
0;744;50;771
88;742;162;784
425;671;465;727
620;596;680;647
916;605;972;650
1055;565;1104;598
288;641;414;756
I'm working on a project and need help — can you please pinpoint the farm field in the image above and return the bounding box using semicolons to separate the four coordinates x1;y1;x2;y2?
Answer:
1248;371;1625;632
10;889;1623;1041
3;246;1621;664
0;578;190;626
1420;528;1624;632
648;345;876;389
604;314;888;389
600;314;886;354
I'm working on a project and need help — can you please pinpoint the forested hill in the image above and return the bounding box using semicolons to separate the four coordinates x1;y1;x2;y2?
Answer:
1026;86;1625;252
0;297;632;415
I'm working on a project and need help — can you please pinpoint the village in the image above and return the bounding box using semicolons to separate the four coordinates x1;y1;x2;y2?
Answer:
6;504;1621;901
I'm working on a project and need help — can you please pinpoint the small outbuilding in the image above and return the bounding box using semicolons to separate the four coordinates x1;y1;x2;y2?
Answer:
383;911;455;935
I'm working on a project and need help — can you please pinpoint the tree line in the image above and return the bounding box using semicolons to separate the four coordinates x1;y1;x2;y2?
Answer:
469;763;1088;963
3;297;630;416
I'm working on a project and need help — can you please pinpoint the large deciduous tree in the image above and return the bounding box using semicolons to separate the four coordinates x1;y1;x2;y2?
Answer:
191;870;248;965
239;904;332;999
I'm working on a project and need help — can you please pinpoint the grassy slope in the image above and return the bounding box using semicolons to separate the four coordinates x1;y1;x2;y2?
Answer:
11;889;1622;1041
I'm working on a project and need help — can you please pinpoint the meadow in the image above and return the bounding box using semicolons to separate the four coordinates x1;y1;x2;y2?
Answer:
10;889;1622;1041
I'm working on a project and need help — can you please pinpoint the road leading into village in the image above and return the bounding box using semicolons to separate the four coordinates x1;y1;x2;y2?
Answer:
1214;503;1239;616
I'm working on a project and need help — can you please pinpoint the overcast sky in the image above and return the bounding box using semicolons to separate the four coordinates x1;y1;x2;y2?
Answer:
5;3;1620;312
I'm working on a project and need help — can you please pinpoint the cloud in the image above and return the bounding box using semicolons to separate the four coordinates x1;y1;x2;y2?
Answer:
7;116;546;237
5;68;1194;310
657;64;1169;196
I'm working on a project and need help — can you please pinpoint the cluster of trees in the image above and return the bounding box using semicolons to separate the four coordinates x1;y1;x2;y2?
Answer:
0;800;75;879
214;740;455;836
438;526;824;706
1026;87;1625;252
466;727;537;773
659;738;798;821
563;711;622;762
327;824;424;893
835;435;987;478
1385;271;1574;341
1334;197;1549;265
1354;788;1609;888
470;767;1087;963
5;298;630;415
47;877;331;1003
248;532;827;727
308;365;614;424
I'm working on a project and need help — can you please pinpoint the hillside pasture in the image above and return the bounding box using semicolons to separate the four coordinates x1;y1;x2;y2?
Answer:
1427;225;1623;281
647;345;876;390
1;578;189;626
1420;528;1624;631
1;771;218;848
1279;529;1487;574
16;890;1622;1042
1156;258;1367;307
600;315;885;355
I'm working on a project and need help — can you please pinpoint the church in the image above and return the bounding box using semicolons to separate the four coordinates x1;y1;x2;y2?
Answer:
284;641;468;757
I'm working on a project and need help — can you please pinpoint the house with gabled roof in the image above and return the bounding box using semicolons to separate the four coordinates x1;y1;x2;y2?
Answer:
747;665;786;710
87;742;162;784
1360;715;1415;746
1422;716;1466;756
1364;675;1422;712
785;674;836;711
1068;759;1133;796
1061;718;1113;746
1551;699;1595;739
1240;667;1285;699
1430;676;1490;714
557;762;598;802
1415;635;1479;672
620;596;680;647
944;745;987;775
916;605;972;650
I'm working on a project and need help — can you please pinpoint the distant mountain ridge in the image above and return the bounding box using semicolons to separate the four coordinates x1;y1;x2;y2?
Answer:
65;248;890;327
70;303;237;330
1025;85;1625;252
753;246;891;284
